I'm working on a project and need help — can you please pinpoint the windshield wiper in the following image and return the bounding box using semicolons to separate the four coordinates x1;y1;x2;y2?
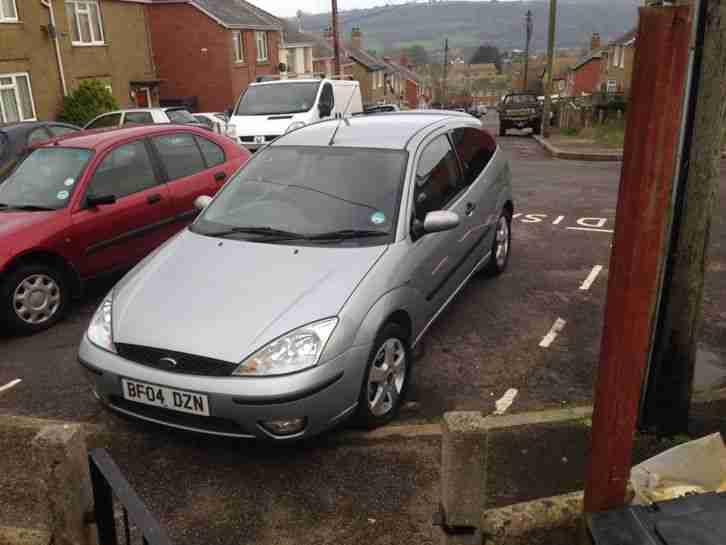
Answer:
306;229;390;241
202;226;308;240
0;204;56;211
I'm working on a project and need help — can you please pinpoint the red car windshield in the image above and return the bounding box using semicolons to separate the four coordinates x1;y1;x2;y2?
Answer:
0;147;92;211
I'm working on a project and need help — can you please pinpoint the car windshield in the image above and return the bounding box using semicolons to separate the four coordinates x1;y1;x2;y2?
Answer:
505;95;537;105
192;146;407;245
234;82;322;116
166;109;197;123
0;147;92;210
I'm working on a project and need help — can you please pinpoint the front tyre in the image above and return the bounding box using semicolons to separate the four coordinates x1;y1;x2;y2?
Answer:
484;211;512;276
354;323;411;429
0;264;69;335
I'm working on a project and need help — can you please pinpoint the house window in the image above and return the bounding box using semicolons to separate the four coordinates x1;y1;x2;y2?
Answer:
606;79;617;93
255;31;268;62
65;1;105;46
233;31;244;63
0;73;36;123
0;0;18;22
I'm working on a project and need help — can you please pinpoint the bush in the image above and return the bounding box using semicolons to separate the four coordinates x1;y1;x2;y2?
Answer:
58;80;118;127
560;127;579;137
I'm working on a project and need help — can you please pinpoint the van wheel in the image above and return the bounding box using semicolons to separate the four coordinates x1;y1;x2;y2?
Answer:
354;323;411;429
0;264;69;335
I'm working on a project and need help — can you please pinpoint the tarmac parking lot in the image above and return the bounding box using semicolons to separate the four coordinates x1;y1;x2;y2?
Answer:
2;115;725;544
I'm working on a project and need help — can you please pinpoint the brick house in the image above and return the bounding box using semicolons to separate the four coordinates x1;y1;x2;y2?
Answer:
386;58;422;109
0;0;158;122
280;21;314;77
147;0;282;113
564;52;602;97
599;29;637;97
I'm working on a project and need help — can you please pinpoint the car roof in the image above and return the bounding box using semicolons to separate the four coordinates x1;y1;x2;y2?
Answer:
0;121;78;134
274;112;477;150
36;124;206;151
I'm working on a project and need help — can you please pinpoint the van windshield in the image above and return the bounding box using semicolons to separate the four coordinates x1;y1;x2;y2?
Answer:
234;82;322;116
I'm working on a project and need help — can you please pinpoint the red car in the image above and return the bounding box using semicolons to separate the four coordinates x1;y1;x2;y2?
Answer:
0;125;249;334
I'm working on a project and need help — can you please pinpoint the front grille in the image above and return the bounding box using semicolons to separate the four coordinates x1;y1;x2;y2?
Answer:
109;396;248;436
116;343;237;377
239;135;279;143
264;135;279;142
239;136;254;142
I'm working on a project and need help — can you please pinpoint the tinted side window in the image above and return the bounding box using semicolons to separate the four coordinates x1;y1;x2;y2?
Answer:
320;83;334;110
124;112;154;125
28;128;52;145
152;133;206;180
451;127;496;186
195;136;225;168
413;135;461;222
48;125;79;137
88;141;158;199
88;114;121;129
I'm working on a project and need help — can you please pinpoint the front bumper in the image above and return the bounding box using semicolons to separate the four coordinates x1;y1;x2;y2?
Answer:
234;135;281;151
79;336;371;440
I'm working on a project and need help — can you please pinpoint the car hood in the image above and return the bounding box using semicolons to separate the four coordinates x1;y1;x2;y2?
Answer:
0;209;57;239
229;113;311;136
112;229;386;363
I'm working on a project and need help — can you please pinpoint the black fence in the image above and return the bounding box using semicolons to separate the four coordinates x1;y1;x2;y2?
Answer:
88;449;172;545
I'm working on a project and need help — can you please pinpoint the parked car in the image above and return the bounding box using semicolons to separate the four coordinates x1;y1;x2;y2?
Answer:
226;78;363;151
498;92;543;136
79;112;513;440
1;122;80;183
193;113;229;136
84;108;206;130
0;125;249;334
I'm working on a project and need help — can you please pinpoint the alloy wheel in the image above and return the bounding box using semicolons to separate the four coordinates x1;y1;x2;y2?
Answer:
495;215;510;268
367;338;407;417
12;274;61;325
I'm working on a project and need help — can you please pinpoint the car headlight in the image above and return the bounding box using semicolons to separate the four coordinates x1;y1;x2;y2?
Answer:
226;122;238;138
87;292;116;353
233;318;338;376
285;121;306;134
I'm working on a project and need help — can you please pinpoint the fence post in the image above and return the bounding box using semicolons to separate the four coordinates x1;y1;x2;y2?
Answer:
32;424;95;545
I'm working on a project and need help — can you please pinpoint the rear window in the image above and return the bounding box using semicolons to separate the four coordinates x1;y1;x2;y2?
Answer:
166;109;197;124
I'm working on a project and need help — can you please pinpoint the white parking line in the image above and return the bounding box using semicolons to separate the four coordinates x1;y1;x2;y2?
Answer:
580;265;604;291
552;215;565;225
539;318;566;348
0;379;22;394
566;227;615;233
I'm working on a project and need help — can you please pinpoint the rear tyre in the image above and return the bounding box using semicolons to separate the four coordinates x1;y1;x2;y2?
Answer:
484;211;512;277
0;263;69;335
354;323;411;429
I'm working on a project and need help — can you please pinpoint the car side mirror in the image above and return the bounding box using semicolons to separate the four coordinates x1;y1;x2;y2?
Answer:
194;195;213;211
86;194;116;207
423;210;460;234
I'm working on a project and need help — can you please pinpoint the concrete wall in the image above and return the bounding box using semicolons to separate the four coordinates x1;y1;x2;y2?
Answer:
0;0;156;120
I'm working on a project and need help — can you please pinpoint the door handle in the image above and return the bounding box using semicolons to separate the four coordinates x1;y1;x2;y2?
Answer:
214;172;226;182
465;202;477;216
147;193;162;205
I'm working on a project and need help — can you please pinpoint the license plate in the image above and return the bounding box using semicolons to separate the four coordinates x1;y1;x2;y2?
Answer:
122;379;209;416
254;135;265;144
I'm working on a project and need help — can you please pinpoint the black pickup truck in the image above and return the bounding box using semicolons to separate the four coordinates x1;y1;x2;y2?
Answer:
498;92;543;136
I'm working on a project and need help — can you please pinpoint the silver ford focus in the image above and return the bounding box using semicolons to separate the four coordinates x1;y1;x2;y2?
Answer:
79;112;513;440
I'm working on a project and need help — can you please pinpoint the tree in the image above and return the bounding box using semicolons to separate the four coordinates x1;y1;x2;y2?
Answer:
403;45;430;66
58;80;118;126
469;45;502;73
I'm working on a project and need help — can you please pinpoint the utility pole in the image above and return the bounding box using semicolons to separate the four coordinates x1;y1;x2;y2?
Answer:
443;38;449;105
331;0;342;76
640;0;726;435
541;0;557;138
523;10;533;91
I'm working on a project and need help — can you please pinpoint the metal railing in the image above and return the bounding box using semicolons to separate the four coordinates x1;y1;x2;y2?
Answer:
88;449;173;545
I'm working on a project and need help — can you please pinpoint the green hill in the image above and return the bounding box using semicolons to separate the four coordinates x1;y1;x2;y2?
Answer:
297;1;640;54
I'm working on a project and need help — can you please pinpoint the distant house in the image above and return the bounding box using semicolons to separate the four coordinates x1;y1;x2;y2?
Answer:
1;0;158;121
280;21;314;77
563;33;604;97
147;0;282;112
599;29;637;97
310;29;354;78
387;58;423;109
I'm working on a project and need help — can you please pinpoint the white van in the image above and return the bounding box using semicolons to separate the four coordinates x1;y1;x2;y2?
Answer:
226;78;363;151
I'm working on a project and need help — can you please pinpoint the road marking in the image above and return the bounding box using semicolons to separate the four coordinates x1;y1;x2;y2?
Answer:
577;217;608;228
580;265;604;291
0;379;22;394
512;213;522;219
494;388;518;415
566;227;614;233
539;318;566;348
553;215;565;225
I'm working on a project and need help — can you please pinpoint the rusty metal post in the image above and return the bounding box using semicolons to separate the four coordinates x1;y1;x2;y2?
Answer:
331;0;341;76
584;5;693;513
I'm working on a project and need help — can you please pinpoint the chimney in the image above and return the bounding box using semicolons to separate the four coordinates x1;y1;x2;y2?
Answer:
591;32;601;51
351;26;362;50
400;54;411;68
